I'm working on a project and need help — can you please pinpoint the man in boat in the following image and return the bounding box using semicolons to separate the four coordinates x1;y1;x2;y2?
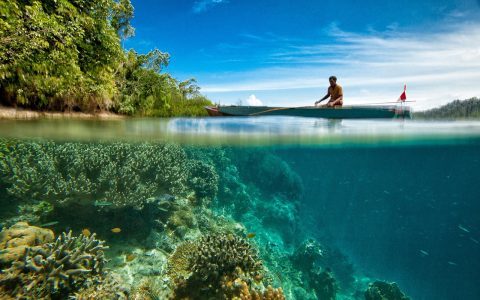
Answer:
315;76;343;107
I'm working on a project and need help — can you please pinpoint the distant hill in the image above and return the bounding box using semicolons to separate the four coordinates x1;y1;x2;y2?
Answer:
413;97;480;119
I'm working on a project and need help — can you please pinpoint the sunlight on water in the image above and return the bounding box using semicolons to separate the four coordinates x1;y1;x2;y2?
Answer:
1;117;480;146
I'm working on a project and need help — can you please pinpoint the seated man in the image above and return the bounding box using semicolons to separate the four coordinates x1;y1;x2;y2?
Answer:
314;76;343;107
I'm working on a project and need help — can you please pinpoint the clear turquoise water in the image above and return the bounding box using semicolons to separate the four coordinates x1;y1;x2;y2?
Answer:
1;117;479;299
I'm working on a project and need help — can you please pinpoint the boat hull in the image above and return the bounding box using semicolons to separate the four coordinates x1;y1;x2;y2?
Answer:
205;105;411;119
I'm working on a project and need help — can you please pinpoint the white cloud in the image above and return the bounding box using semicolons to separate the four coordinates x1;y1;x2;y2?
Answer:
201;22;480;110
193;0;228;13
246;94;263;106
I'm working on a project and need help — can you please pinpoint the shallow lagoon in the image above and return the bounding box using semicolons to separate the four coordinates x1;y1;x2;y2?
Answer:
1;117;479;299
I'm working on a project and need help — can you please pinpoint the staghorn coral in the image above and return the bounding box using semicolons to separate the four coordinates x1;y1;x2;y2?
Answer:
0;140;199;209
0;230;109;299
365;281;411;300
0;221;54;266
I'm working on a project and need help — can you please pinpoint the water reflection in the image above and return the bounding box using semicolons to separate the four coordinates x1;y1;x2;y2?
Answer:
1;117;480;146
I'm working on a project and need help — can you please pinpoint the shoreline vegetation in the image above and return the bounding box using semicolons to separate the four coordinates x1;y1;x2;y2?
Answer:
0;105;125;120
413;97;480;120
0;0;213;118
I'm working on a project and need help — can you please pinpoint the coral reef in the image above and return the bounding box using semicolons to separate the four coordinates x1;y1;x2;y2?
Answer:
0;140;200;208
72;274;128;300
0;222;54;266
0;230;111;299
186;159;219;203
190;234;263;283
256;195;299;240
167;233;279;299
310;269;338;300
221;277;285;300
365;281;411;300
0;201;54;229
130;277;168;300
229;149;303;200
167;241;197;283
291;238;324;271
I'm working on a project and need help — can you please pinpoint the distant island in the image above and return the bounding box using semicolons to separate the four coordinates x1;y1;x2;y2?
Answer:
413;97;480;120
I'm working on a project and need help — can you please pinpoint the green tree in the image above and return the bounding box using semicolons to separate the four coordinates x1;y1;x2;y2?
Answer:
0;0;212;116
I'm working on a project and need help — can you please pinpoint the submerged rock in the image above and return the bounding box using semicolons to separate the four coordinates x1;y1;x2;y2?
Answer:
0;221;54;266
365;280;411;300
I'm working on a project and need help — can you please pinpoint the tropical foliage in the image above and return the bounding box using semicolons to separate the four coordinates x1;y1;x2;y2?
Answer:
0;0;212;116
414;97;480;119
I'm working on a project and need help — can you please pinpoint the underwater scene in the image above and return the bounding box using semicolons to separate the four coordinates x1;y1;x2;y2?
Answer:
1;117;480;300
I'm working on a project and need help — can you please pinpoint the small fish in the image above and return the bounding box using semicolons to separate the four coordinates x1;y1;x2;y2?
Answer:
111;227;122;233
458;224;470;233
94;200;113;207
82;228;91;237
419;250;429;256
126;253;136;262
246;232;256;239
447;261;458;266
159;194;175;201
470;237;479;244
40;221;59;227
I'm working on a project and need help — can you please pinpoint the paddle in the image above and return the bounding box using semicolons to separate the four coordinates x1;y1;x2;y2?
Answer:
314;98;328;106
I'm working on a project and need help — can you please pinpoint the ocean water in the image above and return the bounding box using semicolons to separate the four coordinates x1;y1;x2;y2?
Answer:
0;117;479;299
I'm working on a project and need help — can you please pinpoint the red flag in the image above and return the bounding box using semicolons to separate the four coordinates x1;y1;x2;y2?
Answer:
398;84;407;102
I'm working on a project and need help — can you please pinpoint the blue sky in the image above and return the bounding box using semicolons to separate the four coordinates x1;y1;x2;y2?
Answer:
125;0;480;110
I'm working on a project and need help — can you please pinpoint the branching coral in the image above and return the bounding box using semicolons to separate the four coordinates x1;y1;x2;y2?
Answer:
186;159;219;202
191;234;263;283
0;140;202;208
0;230;109;299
